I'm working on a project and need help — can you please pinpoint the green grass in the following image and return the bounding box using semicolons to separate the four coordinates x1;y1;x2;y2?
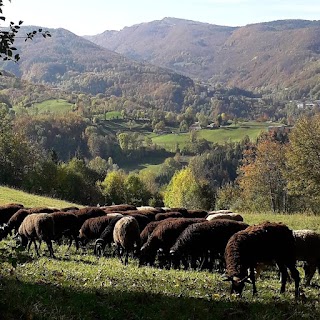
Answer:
28;99;74;114
0;212;320;319
0;186;82;209
150;121;280;151
1;187;320;319
105;111;122;120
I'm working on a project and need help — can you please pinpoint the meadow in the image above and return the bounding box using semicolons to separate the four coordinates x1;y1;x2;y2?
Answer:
26;99;74;114
0;189;319;320
149;121;280;152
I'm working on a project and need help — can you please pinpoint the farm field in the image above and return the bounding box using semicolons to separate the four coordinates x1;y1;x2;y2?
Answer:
149;121;281;151
24;99;74;114
0;188;319;319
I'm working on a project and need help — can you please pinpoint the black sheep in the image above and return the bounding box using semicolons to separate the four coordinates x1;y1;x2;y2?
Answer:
170;220;249;270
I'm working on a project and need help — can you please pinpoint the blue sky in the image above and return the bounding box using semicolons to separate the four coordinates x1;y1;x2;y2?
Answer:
3;0;320;35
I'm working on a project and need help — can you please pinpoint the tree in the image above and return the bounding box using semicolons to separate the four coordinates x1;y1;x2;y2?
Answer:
100;170;126;204
0;0;51;62
238;137;288;212
285;115;320;211
164;167;204;209
124;174;150;206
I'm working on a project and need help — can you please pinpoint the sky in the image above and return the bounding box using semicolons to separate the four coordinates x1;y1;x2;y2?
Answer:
3;0;320;36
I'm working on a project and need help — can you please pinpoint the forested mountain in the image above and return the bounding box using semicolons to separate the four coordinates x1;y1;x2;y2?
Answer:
86;18;320;99
0;27;204;112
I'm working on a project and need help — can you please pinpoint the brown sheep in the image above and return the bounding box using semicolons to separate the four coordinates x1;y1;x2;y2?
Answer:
73;207;106;226
78;215;116;245
293;229;320;286
18;213;55;257
103;204;137;212
184;210;208;218
0;203;24;225
224;221;300;297
113;216;141;265
49;211;80;249
170;220;249;270
139;218;205;267
155;212;183;221
140;220;165;246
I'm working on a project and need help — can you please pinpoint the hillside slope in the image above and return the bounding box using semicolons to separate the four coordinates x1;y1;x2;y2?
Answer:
86;18;320;97
0;27;200;112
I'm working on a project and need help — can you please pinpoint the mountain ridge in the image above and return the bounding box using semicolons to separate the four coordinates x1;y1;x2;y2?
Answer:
85;18;320;98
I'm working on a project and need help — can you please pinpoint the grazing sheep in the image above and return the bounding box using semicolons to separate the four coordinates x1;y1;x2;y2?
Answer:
49;211;80;249
104;204;137;212
121;210;157;221
184;210;208;219
94;216;123;256
78;215;116;245
170;220;249;270
2;207;58;238
136;206;164;213
206;213;244;222
208;210;233;215
139;218;205;267
60;206;79;212
165;208;188;216
73;207;106;226
224;222;300;297
0;203;24;225
293;229;320;286
155;212;183;221
18;213;55;257
140;221;165;246
113;216;141;265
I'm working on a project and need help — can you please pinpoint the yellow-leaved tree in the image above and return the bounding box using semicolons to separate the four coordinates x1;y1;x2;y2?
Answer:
163;167;204;210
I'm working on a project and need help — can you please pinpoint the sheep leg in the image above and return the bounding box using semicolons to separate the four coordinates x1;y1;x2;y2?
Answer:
249;266;257;295
124;250;129;265
287;264;300;298
27;239;32;252
277;263;288;294
33;239;40;257
46;240;55;258
303;262;316;286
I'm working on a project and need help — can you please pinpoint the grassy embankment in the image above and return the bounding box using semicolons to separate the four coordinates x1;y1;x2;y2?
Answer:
0;187;319;319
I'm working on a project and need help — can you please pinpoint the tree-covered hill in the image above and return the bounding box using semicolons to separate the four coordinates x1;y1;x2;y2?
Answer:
0;27;202;113
86;18;320;99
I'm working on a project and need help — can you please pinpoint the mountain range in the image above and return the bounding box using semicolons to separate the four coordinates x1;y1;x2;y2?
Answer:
1;18;320;103
86;17;320;98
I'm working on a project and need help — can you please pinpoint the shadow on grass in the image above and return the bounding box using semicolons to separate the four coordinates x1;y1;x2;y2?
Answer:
0;277;318;320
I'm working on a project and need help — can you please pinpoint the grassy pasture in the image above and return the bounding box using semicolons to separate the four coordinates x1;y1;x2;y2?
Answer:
150;121;280;151
0;186;81;209
0;187;320;319
28;99;74;114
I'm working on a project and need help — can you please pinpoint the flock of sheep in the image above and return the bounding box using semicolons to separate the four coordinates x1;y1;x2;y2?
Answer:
0;203;320;297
